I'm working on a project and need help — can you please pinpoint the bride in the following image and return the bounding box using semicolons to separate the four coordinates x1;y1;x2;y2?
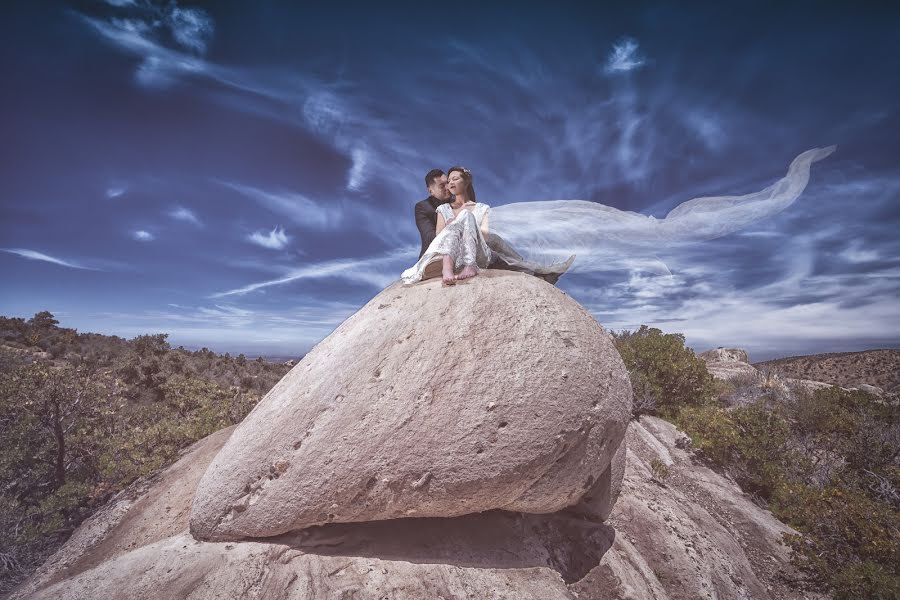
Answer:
400;167;574;286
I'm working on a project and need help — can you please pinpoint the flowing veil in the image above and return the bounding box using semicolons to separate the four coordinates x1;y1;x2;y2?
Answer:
487;146;836;273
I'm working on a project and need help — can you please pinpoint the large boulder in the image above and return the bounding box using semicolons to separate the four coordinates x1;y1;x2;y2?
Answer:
14;415;817;600
12;426;604;600
190;270;632;541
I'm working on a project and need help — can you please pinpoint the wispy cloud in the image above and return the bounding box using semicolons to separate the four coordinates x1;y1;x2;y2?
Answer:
840;241;880;263
132;230;154;241
78;8;422;201
347;147;369;192
684;110;727;151
216;181;342;230
211;248;414;297
248;226;290;250
604;37;646;74
106;186;126;198
168;206;202;227
79;12;208;88
1;248;100;271
97;1;213;54
167;6;214;54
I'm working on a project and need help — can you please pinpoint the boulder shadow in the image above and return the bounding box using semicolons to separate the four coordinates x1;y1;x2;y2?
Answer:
262;509;615;584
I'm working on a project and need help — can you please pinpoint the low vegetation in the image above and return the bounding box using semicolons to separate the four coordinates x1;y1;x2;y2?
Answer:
0;312;292;595
756;349;900;394
613;326;900;600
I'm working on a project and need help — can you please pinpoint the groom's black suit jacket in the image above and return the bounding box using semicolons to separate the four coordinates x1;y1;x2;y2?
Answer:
414;195;450;258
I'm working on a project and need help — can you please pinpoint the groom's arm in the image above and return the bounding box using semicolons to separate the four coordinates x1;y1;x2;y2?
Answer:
414;203;435;258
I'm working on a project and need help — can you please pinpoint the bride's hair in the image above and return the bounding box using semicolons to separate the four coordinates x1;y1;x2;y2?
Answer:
447;166;476;203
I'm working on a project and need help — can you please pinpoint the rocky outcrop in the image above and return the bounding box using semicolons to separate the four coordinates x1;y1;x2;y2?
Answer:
13;416;818;600
699;347;864;401
699;347;758;381
572;417;821;600
190;271;632;541
11;276;818;599
12;427;591;599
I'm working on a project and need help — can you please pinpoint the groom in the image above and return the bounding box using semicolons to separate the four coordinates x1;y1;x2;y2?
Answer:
414;168;569;284
414;169;451;258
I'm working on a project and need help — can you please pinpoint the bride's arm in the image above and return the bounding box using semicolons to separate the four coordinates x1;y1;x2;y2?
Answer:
435;212;447;235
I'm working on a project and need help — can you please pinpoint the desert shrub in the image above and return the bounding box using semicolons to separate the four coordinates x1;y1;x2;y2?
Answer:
776;483;900;598
612;325;716;417
725;370;763;390
0;362;118;589
99;376;256;486
830;561;900;600
131;333;170;358
712;378;736;401
789;386;898;474
649;458;671;482
674;384;899;596
675;400;794;499
0;315;294;591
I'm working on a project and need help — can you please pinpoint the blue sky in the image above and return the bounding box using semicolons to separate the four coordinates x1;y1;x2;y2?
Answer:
1;1;898;361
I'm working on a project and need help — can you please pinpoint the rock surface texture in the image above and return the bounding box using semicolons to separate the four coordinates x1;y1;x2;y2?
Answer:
190;271;632;541
572;416;822;600
13;417;819;599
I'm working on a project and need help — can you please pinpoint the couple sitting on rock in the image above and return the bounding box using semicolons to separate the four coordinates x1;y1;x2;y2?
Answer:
401;167;575;286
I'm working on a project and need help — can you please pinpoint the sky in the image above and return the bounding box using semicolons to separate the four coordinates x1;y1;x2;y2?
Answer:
1;1;898;361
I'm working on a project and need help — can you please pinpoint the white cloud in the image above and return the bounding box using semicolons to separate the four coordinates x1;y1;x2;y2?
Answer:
168;206;202;226
347;147;369;192
133;230;154;241
685;110;726;151
1;248;99;270
97;1;213;54
604;37;646;74
167;7;214;54
106;186;126;198
80;10;208;89
217;181;342;230
211;248;415;297
840;241;880;263
248;226;290;250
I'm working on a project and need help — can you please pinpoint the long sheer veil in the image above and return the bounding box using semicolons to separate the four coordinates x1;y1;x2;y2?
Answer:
488;146;836;273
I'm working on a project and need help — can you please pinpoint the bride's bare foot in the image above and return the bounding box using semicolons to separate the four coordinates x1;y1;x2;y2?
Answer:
441;255;456;286
457;264;478;281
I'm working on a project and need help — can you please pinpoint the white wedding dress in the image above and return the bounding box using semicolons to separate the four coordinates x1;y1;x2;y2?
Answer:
401;203;492;285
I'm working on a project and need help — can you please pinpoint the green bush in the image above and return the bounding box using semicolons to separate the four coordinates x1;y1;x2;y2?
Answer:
776;482;900;598
673;384;899;596
675;400;795;499
613;325;716;417
0;314;295;591
830;561;900;600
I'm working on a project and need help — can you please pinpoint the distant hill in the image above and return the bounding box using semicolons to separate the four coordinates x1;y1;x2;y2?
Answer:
754;348;900;393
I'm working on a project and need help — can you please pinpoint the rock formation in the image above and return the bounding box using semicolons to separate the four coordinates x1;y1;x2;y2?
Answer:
698;347;758;381
12;416;819;599
11;274;819;599
189;271;632;541
698;346;880;398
